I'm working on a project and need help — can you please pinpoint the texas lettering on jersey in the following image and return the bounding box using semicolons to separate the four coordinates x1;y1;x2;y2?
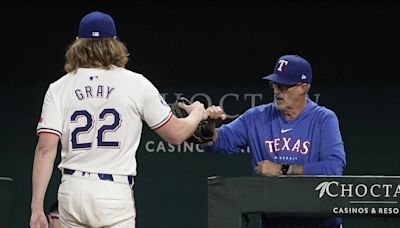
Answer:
265;137;310;154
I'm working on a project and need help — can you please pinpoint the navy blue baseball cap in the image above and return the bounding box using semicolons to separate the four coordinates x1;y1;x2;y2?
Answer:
78;11;117;38
262;54;312;85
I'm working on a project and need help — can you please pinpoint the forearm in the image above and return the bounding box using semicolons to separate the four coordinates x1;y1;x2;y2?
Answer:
205;129;218;146
201;129;225;153
169;113;203;145
31;145;57;211
270;162;342;176
287;164;304;175
201;128;243;154
303;161;344;175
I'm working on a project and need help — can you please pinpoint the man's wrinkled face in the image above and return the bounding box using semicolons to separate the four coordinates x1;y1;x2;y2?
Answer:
269;81;304;111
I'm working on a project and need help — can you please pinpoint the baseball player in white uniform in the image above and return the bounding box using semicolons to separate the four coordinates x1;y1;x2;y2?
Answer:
30;11;208;228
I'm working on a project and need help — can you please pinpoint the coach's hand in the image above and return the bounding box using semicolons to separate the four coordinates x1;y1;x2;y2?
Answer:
255;160;282;176
207;105;226;121
205;105;227;144
30;210;48;228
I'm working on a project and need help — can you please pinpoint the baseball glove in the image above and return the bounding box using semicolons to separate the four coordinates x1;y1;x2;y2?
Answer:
170;97;214;144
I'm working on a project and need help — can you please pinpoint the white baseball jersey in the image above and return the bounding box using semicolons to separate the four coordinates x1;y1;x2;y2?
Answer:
37;66;172;176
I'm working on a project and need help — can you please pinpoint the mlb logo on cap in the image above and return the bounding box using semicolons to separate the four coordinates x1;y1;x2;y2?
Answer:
78;11;117;38
92;32;100;37
263;54;312;85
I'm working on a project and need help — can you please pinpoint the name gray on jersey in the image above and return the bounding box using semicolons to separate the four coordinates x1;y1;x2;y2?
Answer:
75;85;115;100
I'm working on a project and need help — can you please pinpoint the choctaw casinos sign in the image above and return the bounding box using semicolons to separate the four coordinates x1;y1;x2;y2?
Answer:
315;180;400;215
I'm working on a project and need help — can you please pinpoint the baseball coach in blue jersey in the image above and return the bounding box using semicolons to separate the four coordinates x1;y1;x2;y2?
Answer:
204;54;346;227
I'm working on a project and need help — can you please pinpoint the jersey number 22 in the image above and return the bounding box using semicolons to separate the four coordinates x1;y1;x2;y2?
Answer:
70;108;121;149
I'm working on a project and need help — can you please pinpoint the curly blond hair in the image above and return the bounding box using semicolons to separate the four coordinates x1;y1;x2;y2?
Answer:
64;38;129;73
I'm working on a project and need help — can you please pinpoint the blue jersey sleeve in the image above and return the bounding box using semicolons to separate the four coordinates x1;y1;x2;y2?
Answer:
303;110;346;175
203;114;249;154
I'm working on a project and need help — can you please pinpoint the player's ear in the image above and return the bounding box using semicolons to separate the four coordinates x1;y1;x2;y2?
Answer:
299;83;308;95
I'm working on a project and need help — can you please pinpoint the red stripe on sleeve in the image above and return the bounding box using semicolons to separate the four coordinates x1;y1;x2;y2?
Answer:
153;113;173;130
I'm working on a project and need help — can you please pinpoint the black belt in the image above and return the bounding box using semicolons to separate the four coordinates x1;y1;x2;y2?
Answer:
63;168;133;185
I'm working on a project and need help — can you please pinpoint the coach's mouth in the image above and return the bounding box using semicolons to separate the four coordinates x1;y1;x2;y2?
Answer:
274;95;284;101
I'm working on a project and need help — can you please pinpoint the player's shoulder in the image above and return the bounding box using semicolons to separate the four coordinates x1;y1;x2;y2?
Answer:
47;73;71;89
246;103;274;113
309;100;338;119
116;67;143;77
242;103;273;117
115;67;152;84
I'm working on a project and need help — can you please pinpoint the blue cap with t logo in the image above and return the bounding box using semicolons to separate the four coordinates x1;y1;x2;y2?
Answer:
262;54;312;85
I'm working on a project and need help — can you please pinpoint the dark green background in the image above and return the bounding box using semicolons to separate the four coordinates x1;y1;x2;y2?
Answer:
1;1;399;227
